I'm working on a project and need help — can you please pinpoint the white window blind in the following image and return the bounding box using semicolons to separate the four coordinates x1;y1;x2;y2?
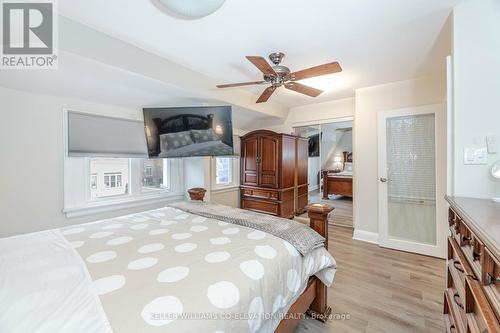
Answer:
67;111;148;158
386;114;436;200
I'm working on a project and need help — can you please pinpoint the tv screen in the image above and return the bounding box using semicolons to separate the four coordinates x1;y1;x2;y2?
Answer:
309;133;320;157
143;106;234;158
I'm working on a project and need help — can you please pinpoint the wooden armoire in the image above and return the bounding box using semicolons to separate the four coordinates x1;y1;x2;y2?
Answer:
240;130;308;218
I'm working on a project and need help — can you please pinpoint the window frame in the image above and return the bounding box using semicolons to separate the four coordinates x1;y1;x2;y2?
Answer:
211;156;239;191
63;108;185;218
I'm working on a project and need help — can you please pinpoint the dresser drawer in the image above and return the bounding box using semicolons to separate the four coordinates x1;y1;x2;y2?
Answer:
241;198;278;215
483;248;500;322
241;188;279;200
465;276;500;333
445;289;465;333
448;264;468;327
459;222;483;279
449;237;475;295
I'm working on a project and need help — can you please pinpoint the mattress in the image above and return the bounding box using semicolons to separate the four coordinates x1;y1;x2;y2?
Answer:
0;204;336;333
158;140;233;158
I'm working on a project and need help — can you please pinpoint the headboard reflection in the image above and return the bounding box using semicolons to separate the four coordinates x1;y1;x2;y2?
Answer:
153;114;214;135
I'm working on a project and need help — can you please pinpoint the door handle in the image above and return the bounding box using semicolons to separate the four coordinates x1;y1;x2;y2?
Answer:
379;177;388;183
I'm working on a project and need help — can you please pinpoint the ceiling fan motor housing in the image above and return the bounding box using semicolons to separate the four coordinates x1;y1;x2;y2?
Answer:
265;64;291;86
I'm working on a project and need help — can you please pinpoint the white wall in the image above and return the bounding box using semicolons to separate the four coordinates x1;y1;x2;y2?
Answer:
0;87;170;237
452;0;500;198
353;75;447;233
0;87;242;237
258;98;355;133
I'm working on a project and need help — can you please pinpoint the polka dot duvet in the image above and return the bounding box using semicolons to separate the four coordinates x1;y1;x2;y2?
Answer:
0;205;336;333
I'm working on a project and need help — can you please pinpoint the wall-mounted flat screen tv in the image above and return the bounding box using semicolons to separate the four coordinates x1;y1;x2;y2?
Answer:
143;106;234;158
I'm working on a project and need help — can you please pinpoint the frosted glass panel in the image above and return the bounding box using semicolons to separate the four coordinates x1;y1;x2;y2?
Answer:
386;114;436;245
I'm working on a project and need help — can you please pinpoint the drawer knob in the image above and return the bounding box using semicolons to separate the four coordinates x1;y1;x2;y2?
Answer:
487;273;500;284
453;293;464;309
453;260;465;273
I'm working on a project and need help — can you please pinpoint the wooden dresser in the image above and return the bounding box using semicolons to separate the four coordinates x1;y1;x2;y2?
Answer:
445;196;500;333
240;130;308;218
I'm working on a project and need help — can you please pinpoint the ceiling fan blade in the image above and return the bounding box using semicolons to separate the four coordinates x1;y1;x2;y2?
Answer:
285;82;323;97
246;56;277;77
216;81;266;88
287;61;342;81
256;86;277;103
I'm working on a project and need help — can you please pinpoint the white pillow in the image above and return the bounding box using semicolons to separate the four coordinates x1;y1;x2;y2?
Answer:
344;162;353;172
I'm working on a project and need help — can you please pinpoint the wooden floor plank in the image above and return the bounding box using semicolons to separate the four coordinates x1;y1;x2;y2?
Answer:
296;226;445;333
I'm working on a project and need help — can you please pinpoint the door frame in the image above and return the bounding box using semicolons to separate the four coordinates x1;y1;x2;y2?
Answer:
377;103;447;258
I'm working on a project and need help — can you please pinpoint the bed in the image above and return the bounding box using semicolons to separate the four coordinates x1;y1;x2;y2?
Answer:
153;114;233;158
0;201;336;333
322;151;353;198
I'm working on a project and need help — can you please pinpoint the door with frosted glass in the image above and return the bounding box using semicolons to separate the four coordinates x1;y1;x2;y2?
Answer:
378;104;446;258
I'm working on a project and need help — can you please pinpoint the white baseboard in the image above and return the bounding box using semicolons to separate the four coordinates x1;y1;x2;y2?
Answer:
353;229;379;245
309;184;319;191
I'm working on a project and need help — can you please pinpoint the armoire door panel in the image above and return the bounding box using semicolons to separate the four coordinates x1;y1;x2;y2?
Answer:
259;136;279;188
281;136;296;189
242;137;259;186
296;138;309;186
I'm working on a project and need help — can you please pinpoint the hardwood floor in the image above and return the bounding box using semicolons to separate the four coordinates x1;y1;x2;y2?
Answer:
297;226;446;333
299;191;353;228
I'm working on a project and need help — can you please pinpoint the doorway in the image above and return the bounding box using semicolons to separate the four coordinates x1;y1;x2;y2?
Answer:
294;119;354;228
377;104;446;258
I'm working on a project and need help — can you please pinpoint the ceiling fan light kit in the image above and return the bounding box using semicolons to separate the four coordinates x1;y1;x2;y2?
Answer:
216;52;342;103
158;0;226;18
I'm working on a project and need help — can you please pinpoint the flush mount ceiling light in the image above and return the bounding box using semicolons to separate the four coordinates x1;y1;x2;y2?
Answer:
157;0;226;18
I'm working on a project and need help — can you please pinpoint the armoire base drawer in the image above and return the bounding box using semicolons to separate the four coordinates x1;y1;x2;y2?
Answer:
241;198;279;216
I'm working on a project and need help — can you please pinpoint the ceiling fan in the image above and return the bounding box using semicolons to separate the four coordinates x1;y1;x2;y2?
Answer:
216;52;342;103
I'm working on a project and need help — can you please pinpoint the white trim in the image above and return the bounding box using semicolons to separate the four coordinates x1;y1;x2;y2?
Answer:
353;229;379;244
446;55;454;196
64;193;184;218
211;186;239;194
291;116;354;128
377;103;447;258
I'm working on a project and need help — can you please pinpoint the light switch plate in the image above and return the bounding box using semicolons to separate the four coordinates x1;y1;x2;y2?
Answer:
463;147;488;165
486;135;497;154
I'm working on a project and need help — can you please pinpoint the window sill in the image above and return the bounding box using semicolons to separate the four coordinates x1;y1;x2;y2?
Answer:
63;192;184;218
211;185;240;194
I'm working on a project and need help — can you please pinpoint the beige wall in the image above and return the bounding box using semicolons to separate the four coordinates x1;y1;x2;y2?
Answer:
259;97;355;133
0;87;173;237
452;0;500;198
353;75;447;233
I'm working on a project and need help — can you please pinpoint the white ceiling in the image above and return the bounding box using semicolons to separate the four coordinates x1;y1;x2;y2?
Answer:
0;51;272;130
57;0;459;107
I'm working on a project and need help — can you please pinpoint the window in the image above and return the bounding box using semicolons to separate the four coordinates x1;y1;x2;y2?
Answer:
216;158;232;185
90;159;129;199
142;159;168;192
104;174;122;188
212;157;239;190
63;110;185;218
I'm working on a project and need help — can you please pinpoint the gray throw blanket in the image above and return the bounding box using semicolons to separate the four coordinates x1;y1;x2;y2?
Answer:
168;201;325;256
